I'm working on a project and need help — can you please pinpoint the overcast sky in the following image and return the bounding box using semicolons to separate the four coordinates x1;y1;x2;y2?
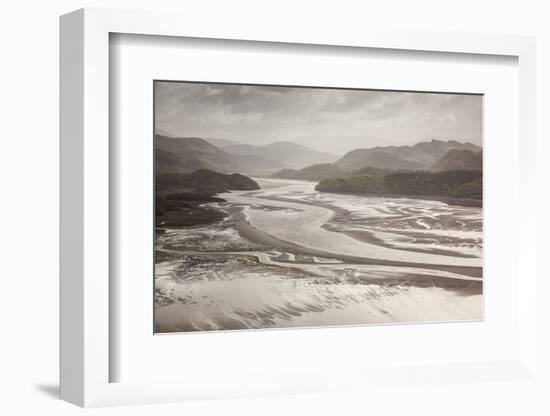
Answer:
155;81;482;155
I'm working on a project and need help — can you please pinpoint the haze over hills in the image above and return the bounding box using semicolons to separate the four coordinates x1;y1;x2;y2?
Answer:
155;135;484;230
157;134;283;175
291;135;379;155
291;135;482;156
155;134;328;175
336;139;481;171
223;141;337;170
271;163;347;181
227;153;285;174
157;134;482;181
203;137;242;148
271;139;482;181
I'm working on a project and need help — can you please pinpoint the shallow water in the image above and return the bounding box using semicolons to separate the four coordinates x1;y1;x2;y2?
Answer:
155;178;483;333
223;179;482;266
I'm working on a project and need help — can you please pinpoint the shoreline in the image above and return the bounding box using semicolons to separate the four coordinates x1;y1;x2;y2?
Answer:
257;177;482;207
318;190;482;208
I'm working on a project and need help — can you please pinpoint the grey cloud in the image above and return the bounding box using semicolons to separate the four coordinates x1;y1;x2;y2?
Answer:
154;81;482;154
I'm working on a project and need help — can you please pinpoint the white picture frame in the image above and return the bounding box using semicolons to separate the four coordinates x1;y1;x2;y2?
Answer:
60;7;538;407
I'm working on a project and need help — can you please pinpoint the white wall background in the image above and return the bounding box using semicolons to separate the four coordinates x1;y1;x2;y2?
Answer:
0;0;548;414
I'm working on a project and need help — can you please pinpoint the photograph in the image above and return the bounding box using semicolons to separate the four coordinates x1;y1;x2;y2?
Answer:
154;81;483;333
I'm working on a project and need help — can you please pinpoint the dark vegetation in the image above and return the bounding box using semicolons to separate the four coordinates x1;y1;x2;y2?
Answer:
156;135;334;175
156;169;260;192
316;169;482;201
156;200;226;228
155;169;260;228
165;192;225;203
452;177;483;199
383;170;482;197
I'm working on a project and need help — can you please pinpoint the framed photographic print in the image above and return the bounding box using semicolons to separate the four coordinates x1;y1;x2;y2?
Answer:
153;81;484;334
60;8;539;408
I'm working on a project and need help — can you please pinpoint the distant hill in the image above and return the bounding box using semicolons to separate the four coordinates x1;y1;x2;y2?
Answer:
156;135;289;174
291;134;378;156
156;169;260;192
431;149;482;171
154;129;178;138
203;137;242;148
156;136;482;177
271;163;347;181
222;143;257;154
155;148;186;173
156;135;240;174
336;139;481;171
223;141;337;170
229;153;286;174
155;132;241;149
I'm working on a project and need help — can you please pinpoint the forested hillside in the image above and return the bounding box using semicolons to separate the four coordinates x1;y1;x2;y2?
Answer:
316;170;482;200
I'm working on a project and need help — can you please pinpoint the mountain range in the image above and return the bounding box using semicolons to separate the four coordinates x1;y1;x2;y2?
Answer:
335;139;480;171
271;139;481;181
155;134;337;174
156;133;481;178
